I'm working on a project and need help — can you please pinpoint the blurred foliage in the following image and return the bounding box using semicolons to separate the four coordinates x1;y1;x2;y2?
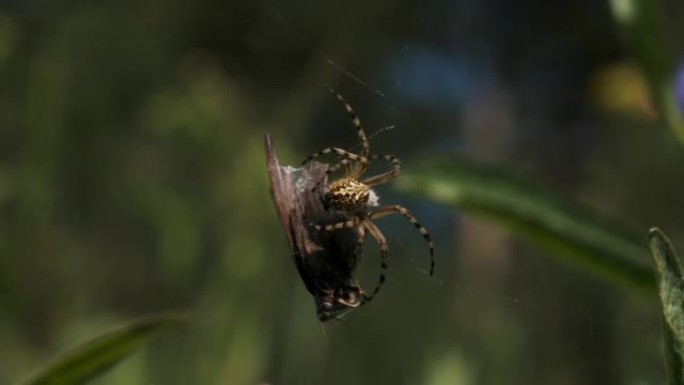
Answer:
608;0;684;144
397;157;653;293
18;313;188;385
1;0;683;384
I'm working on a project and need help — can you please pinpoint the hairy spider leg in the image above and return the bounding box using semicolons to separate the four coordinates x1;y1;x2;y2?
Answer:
362;218;389;301
326;158;353;175
314;216;390;303
301;147;369;179
327;154;400;178
311;218;366;255
326;85;371;175
313;219;357;232
362;154;401;187
370;205;435;276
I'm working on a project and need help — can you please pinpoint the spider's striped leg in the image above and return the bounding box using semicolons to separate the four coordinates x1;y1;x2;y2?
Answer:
336;224;367;307
311;219;371;305
313;219;366;243
361;218;389;302
325;86;370;160
311;219;357;232
327;154;400;178
301;147;369;172
326;158;353;175
369;205;434;276
362;154;402;187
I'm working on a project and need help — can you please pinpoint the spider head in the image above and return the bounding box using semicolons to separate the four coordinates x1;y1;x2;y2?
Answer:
325;178;379;212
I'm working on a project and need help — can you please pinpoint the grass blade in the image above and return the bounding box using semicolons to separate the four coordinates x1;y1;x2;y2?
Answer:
18;312;189;385
396;157;653;293
649;228;684;384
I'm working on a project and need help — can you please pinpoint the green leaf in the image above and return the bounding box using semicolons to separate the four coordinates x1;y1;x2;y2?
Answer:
17;313;189;385
396;157;654;293
608;0;684;146
649;228;684;384
662;316;684;385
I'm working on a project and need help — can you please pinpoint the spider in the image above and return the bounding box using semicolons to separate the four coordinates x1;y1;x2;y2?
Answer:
266;132;365;322
301;87;435;303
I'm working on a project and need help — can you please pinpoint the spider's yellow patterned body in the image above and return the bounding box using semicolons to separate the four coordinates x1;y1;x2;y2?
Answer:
325;178;370;211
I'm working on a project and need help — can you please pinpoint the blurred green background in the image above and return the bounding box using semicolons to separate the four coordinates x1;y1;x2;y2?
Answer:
1;0;683;383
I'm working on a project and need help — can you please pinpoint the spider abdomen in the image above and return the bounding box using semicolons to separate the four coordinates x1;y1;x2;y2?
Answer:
325;178;375;211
